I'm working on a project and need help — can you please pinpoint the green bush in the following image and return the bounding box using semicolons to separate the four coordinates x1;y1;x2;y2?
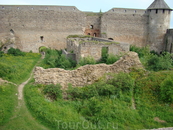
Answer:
106;54;120;64
130;45;150;58
43;84;62;100
41;49;76;69
146;53;172;71
56;55;76;69
78;56;96;66
7;47;25;56
107;73;135;93
160;76;173;103
67;82;117;100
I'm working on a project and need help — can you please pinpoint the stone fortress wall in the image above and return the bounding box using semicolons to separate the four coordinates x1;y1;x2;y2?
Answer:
0;0;172;53
164;29;173;53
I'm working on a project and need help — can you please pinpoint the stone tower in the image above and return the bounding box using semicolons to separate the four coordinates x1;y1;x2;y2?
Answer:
147;0;172;53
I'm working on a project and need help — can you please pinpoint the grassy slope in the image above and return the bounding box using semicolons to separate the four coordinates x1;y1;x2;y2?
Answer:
0;53;41;84
0;53;49;130
24;71;173;130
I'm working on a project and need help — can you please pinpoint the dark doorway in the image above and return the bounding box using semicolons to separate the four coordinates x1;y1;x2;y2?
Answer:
94;33;96;37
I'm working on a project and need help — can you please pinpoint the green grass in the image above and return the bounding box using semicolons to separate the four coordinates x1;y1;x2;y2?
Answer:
0;99;49;130
0;83;18;126
24;71;173;130
0;53;41;84
0;52;47;130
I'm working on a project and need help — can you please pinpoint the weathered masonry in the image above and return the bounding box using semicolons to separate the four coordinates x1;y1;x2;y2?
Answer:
65;36;129;62
0;0;172;53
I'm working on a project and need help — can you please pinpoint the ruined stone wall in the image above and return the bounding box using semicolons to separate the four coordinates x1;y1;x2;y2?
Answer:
101;8;148;47
0;5;86;52
78;42;129;61
34;52;143;89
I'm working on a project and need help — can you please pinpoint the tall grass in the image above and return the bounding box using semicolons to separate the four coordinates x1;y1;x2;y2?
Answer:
0;83;18;125
25;72;173;129
0;53;41;84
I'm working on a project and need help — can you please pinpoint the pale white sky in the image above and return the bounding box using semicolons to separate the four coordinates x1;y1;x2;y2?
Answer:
0;0;173;28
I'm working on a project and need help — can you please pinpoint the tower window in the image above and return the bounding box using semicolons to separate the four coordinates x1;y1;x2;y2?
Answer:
40;36;44;41
156;9;158;14
90;25;94;29
163;9;165;13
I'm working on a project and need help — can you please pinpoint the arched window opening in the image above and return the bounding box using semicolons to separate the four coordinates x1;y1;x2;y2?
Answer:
90;25;94;29
108;38;114;40
88;33;91;35
94;33;96;37
40;36;44;41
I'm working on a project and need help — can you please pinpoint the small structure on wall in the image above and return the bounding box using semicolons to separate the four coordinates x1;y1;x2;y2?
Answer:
64;35;129;62
164;29;173;53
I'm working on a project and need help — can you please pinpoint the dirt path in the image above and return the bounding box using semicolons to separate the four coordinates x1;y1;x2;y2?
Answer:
0;56;49;130
18;75;32;100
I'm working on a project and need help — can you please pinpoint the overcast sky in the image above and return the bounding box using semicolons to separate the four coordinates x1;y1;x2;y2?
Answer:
0;0;173;28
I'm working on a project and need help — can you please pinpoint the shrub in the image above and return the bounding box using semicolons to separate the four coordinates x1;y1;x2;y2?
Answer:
160;76;173;103
7;47;25;56
130;45;150;58
107;73;135;93
41;49;76;69
100;47;108;63
78;56;96;66
146;53;172;71
43;84;62;100
56;54;76;69
106;54;120;64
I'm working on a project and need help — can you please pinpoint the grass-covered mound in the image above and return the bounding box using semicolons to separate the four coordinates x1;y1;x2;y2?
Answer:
25;71;173;130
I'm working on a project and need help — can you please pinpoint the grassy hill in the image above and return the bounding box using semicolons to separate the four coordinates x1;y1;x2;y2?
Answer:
0;46;173;130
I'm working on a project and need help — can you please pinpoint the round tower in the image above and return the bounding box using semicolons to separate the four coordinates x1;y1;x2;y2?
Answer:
147;0;172;53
